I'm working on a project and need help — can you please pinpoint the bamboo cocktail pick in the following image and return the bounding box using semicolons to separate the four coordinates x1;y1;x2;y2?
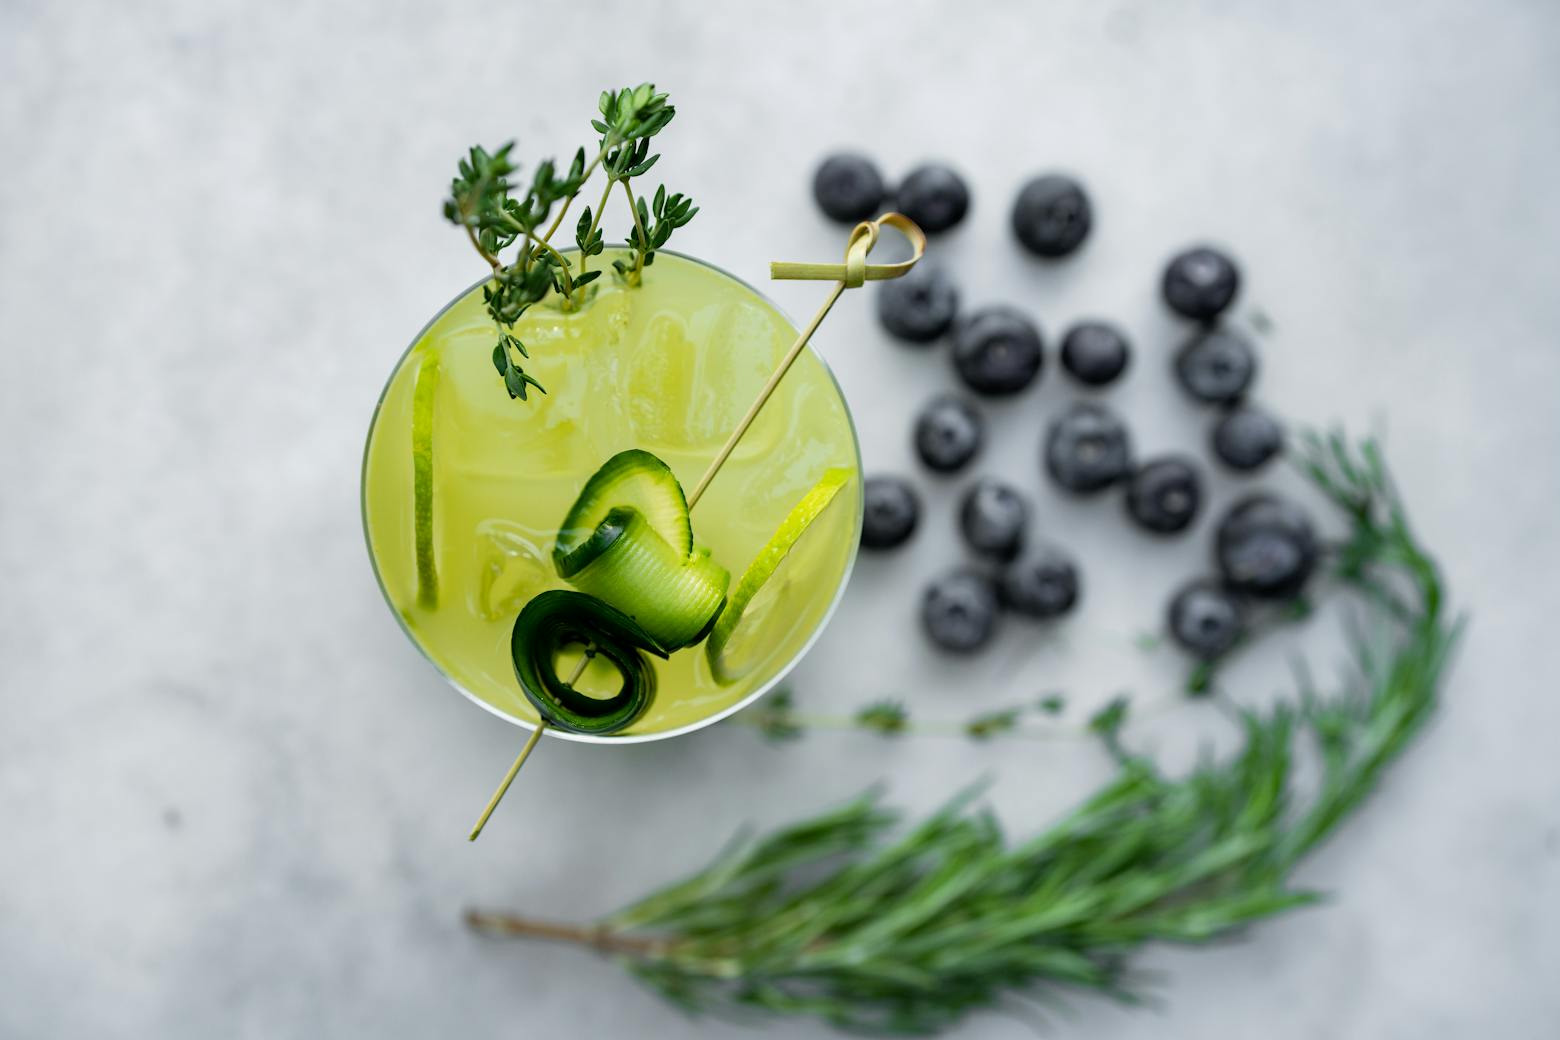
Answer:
468;213;926;841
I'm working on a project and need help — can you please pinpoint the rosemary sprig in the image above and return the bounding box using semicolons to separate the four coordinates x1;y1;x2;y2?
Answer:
443;84;696;401
468;434;1459;1032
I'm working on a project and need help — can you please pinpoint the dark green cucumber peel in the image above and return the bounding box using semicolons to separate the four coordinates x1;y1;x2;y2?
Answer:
510;590;667;735
554;507;633;579
687;549;728;645
690;594;728;646
553;449;693;573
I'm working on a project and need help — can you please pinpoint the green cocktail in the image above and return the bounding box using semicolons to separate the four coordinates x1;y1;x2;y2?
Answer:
363;247;862;741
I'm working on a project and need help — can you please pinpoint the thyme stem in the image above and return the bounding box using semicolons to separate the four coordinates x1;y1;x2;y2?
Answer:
463;220;501;271
539;147;609;245
576;176;615;280
621;177;651;284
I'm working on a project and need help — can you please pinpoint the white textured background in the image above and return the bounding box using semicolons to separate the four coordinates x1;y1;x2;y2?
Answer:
3;1;1559;1037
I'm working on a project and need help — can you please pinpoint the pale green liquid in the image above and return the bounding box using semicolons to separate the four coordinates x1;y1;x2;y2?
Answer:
363;250;860;737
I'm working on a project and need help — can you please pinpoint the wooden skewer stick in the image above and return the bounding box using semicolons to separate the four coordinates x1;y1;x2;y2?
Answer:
688;213;926;509
467;649;592;841
467;214;926;840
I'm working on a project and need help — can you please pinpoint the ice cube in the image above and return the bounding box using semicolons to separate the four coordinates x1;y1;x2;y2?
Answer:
622;313;700;451
616;298;793;464
471;519;553;622
428;314;599;483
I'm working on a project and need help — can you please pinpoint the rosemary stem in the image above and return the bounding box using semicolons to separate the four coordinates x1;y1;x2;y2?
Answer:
465;910;665;957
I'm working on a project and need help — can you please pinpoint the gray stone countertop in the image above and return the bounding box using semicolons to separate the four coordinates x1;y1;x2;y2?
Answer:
2;1;1558;1036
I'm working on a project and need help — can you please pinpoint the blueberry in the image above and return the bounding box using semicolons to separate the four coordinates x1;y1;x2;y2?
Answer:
1167;580;1245;658
914;395;984;473
876;265;959;344
1011;174;1092;258
1212;407;1283;472
1060;321;1131;387
1174;328;1257;405
1044;402;1132;494
861;476;920;550
1215;495;1319;600
951;306;1044;396
812;153;886;223
1162;246;1240;321
999;547;1080;620
896;163;970;235
959;479;1029;562
922;570;999;653
1125;456;1203;535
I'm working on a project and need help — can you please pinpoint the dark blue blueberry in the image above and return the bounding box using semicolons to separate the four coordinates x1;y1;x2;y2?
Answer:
1212;407;1284;472
1162;246;1240;321
922;570;999;653
876;265;959;344
1125;456;1203;535
1044;402;1132;494
861;476;920;550
1060;321;1131;387
812;153;886;223
1168;580;1245;658
951;306;1044;396
1011;174;1092;258
999;547;1080;620
895;163;970;234
914;395;984;473
959;479;1029;562
1174;328;1257;405
1215;495;1318;600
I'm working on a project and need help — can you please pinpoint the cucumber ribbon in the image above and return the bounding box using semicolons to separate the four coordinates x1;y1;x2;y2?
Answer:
552;452;729;653
510;590;667;735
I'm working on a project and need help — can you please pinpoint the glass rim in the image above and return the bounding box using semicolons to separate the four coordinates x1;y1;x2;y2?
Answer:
360;246;864;745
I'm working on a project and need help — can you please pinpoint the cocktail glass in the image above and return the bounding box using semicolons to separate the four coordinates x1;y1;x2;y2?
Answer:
362;247;862;746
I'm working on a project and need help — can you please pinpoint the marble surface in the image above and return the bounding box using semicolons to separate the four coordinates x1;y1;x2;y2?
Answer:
3;1;1559;1036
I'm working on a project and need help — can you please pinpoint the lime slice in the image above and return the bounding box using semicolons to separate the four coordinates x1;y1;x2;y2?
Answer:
412;350;440;609
706;468;856;686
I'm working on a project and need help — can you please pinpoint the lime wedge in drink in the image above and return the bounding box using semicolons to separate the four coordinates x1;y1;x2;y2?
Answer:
412;349;440;609
706;468;854;685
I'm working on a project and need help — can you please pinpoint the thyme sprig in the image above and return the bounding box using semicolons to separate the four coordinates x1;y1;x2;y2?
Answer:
443;84;696;401
468;434;1460;1033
